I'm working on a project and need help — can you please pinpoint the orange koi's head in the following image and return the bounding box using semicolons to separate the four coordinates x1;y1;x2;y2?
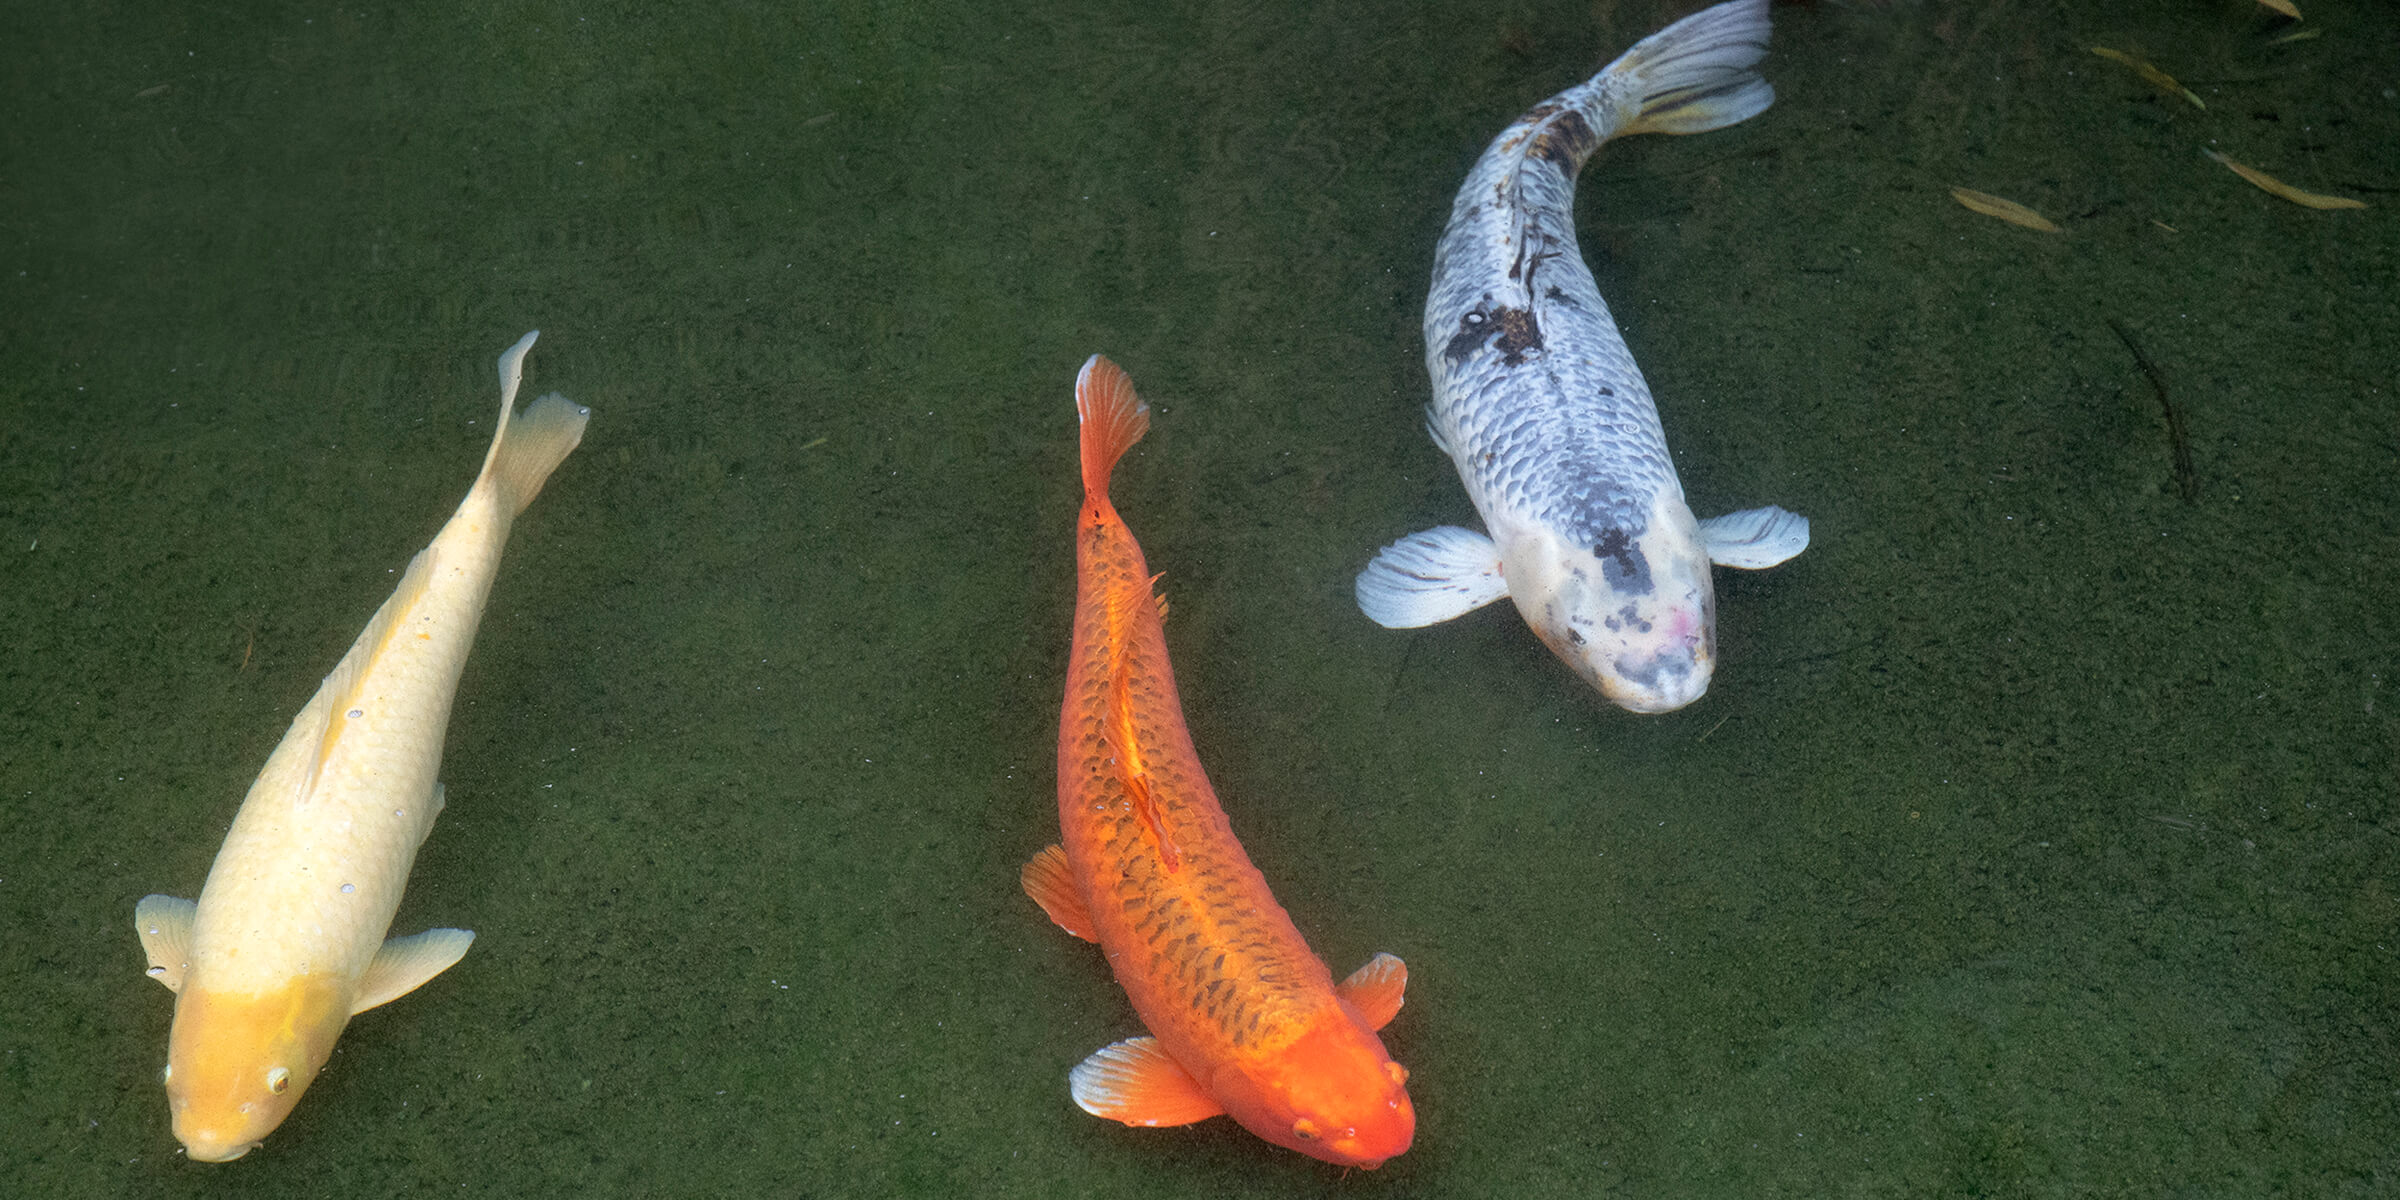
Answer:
161;978;349;1162
1219;1017;1415;1169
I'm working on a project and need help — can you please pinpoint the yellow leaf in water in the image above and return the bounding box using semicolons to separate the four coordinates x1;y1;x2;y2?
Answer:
2205;150;2367;210
2090;46;2205;109
1949;187;2062;233
2255;0;2301;18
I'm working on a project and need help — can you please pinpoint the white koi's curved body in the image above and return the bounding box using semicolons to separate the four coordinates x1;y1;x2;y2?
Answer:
137;331;588;1161
1357;0;1809;713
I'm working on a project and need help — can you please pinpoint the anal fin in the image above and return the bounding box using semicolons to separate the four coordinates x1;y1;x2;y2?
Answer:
1070;1036;1225;1127
353;927;475;1014
134;895;197;992
1021;845;1098;942
1337;952;1408;1031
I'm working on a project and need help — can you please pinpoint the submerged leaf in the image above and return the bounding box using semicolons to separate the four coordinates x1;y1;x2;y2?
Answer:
2204;150;2367;210
2091;46;2205;109
2255;0;2301;18
1949;187;2063;233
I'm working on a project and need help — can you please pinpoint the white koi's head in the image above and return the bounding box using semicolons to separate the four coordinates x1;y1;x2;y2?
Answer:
1500;491;1716;713
1218;1018;1416;1169
161;979;349;1162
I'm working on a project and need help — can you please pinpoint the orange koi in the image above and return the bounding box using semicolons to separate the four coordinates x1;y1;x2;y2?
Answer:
1021;355;1415;1169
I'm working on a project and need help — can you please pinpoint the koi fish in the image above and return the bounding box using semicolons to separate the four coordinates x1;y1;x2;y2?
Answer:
1022;355;1414;1168
135;331;588;1161
1356;0;1809;713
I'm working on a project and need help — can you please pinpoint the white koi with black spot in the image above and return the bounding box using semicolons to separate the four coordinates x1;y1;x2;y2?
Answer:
1357;0;1809;713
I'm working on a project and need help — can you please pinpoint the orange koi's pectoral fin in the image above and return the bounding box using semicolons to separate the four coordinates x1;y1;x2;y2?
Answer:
1021;845;1099;942
1337;952;1409;1031
1070;1036;1225;1128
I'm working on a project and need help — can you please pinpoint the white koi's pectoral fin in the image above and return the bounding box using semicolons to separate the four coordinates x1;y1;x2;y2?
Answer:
1337;952;1409;1032
1020;844;1098;943
1355;526;1509;628
1699;505;1810;569
134;894;197;992
352;927;476;1015
1071;1036;1226;1127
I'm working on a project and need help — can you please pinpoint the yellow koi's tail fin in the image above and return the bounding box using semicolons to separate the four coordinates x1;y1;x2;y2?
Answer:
1075;354;1149;502
477;330;592;517
1611;0;1775;137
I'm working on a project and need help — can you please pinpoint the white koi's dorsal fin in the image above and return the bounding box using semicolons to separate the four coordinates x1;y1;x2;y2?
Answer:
1355;526;1509;629
1699;505;1810;569
1071;1036;1225;1127
1337;952;1409;1032
298;546;438;803
476;331;590;519
352;927;475;1015
134;894;197;993
1021;845;1098;942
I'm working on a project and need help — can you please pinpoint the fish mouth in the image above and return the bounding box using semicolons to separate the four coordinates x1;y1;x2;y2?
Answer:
1601;642;1709;713
181;1137;261;1163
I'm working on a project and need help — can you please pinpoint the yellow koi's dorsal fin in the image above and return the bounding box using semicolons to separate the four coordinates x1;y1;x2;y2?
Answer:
134;894;197;993
1021;845;1099;943
1070;1036;1225;1127
298;546;438;804
1337;952;1409;1032
352;927;475;1015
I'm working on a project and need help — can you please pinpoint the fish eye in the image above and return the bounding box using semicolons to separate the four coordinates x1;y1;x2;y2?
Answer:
266;1067;291;1095
1291;1118;1320;1141
1386;1062;1410;1086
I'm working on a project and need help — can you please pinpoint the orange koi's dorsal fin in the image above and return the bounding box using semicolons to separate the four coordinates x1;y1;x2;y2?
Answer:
1021;845;1098;942
1109;670;1181;873
1151;573;1169;623
1071;1036;1225;1127
1076;354;1150;501
1337;952;1409;1031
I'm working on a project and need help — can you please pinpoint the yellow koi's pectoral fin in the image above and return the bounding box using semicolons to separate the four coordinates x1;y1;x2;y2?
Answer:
134;894;197;992
1021;845;1099;943
352;927;476;1015
1070;1036;1225;1127
1337;952;1409;1031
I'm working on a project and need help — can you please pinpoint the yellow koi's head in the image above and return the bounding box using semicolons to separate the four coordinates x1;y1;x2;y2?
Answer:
1221;1017;1415;1169
1502;491;1716;714
161;978;349;1162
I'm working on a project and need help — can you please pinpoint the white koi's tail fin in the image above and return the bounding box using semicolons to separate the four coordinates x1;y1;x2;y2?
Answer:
1609;0;1774;137
477;330;592;517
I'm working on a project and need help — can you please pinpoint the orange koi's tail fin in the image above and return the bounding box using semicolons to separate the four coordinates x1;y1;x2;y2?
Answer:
1075;354;1150;502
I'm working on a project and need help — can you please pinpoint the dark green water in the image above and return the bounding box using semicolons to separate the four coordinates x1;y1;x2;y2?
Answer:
4;1;2394;1195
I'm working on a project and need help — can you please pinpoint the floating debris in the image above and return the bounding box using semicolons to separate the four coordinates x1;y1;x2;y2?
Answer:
2204;149;2367;210
2269;28;2320;44
2255;0;2301;19
2090;46;2205;109
1949;187;2062;233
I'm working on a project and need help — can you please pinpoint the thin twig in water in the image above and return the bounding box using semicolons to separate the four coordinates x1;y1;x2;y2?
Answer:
2107;318;2199;503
